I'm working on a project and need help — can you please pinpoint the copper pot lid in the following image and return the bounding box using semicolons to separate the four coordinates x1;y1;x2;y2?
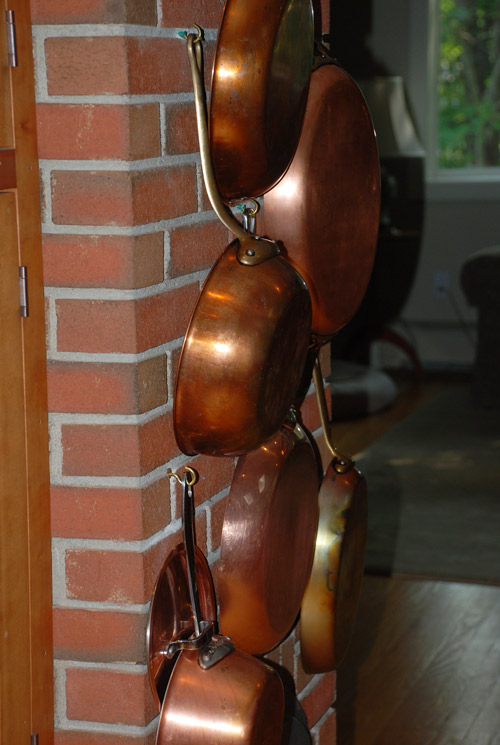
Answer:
209;0;314;204
217;419;319;655
261;55;381;343
147;543;217;711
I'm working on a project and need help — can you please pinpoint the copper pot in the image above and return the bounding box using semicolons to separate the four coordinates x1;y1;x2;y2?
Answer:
299;358;367;672
261;47;380;344
174;34;312;457
209;0;314;203
217;416;319;655
155;468;285;745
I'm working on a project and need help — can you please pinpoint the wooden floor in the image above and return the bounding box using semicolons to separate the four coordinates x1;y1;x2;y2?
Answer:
331;372;500;745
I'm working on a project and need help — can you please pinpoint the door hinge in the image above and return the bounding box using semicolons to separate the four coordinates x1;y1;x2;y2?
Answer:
6;10;18;67
19;265;28;317
31;735;39;745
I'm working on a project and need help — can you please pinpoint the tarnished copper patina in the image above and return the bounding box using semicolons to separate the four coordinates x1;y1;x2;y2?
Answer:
300;358;367;672
209;0;314;203
261;51;380;343
217;418;319;654
174;35;312;457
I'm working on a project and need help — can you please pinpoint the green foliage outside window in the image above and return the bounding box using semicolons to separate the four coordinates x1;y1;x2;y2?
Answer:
439;0;500;168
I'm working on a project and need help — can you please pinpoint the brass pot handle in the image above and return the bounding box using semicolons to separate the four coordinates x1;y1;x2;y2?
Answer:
313;356;354;474
186;31;280;267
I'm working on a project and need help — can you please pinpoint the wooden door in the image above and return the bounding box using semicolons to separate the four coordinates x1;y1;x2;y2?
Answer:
0;2;54;743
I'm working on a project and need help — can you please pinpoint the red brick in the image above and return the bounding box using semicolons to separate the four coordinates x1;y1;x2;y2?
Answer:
32;0;156;25
300;672;336;727
209;494;228;552
65;531;185;604
46;37;130;96
36;104;161;161
55;283;199;353
55;733;155;745
318;708;336;745
50;478;170;540
42;233;164;289
160;0;223;28
169;219;228;277
296;645;315;693
127;37;191;94
47;357;166;414
61;412;176;477
53;608;146;662
51;166;197;226
65;667;156;726
164;102;198;155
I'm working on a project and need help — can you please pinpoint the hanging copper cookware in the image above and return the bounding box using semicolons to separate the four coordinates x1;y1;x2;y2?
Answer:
173;33;312;458
216;413;319;655
209;0;314;203
261;46;380;344
147;543;217;711
299;358;367;673
155;468;285;745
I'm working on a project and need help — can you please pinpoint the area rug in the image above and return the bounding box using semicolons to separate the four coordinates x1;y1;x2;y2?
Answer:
357;385;500;585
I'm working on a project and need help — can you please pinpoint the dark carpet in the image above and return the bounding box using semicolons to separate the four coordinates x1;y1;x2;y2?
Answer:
357;385;500;585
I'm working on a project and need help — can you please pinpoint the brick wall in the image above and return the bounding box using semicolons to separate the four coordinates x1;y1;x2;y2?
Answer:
30;0;335;743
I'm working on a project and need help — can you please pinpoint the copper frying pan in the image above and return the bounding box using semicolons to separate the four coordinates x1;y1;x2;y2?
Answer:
209;0;314;203
155;469;285;745
174;34;312;457
147;543;217;711
216;414;319;655
299;358;367;672
261;46;380;344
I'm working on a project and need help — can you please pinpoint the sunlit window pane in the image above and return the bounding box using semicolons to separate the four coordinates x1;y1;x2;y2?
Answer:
438;0;500;169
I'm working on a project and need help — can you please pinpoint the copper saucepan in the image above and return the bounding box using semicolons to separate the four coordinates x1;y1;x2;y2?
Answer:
173;34;312;457
155;468;285;745
209;0;314;203
261;45;380;344
299;358;367;672
216;414;319;655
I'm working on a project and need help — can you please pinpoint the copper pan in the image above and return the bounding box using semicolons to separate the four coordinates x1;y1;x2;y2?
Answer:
174;34;312;457
147;543;217;711
216;415;319;655
299;358;367;672
155;468;285;745
261;46;380;344
209;0;314;204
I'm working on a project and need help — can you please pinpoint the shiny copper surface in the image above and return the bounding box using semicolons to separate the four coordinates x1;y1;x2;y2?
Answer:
261;61;380;342
209;0;314;203
173;243;312;457
147;544;217;711
300;463;367;673
217;422;319;654
156;647;285;745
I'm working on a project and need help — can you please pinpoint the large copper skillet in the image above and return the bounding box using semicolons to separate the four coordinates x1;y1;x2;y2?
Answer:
209;0;314;204
216;415;319;655
260;46;380;345
155;469;285;745
174;34;312;457
299;358;367;673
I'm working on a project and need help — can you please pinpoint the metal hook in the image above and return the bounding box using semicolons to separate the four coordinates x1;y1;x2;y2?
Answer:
167;466;199;486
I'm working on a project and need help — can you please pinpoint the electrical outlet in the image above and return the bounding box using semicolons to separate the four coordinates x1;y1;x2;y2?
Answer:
433;270;450;298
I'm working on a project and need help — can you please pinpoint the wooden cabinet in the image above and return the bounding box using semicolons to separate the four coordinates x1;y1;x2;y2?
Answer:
1;2;53;743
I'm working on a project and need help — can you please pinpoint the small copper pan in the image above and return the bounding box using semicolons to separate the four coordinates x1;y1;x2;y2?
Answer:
155;469;285;745
174;34;312;458
217;415;319;655
209;0;314;203
261;46;380;344
299;358;367;672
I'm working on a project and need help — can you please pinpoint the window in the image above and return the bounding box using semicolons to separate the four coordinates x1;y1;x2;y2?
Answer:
429;0;500;176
